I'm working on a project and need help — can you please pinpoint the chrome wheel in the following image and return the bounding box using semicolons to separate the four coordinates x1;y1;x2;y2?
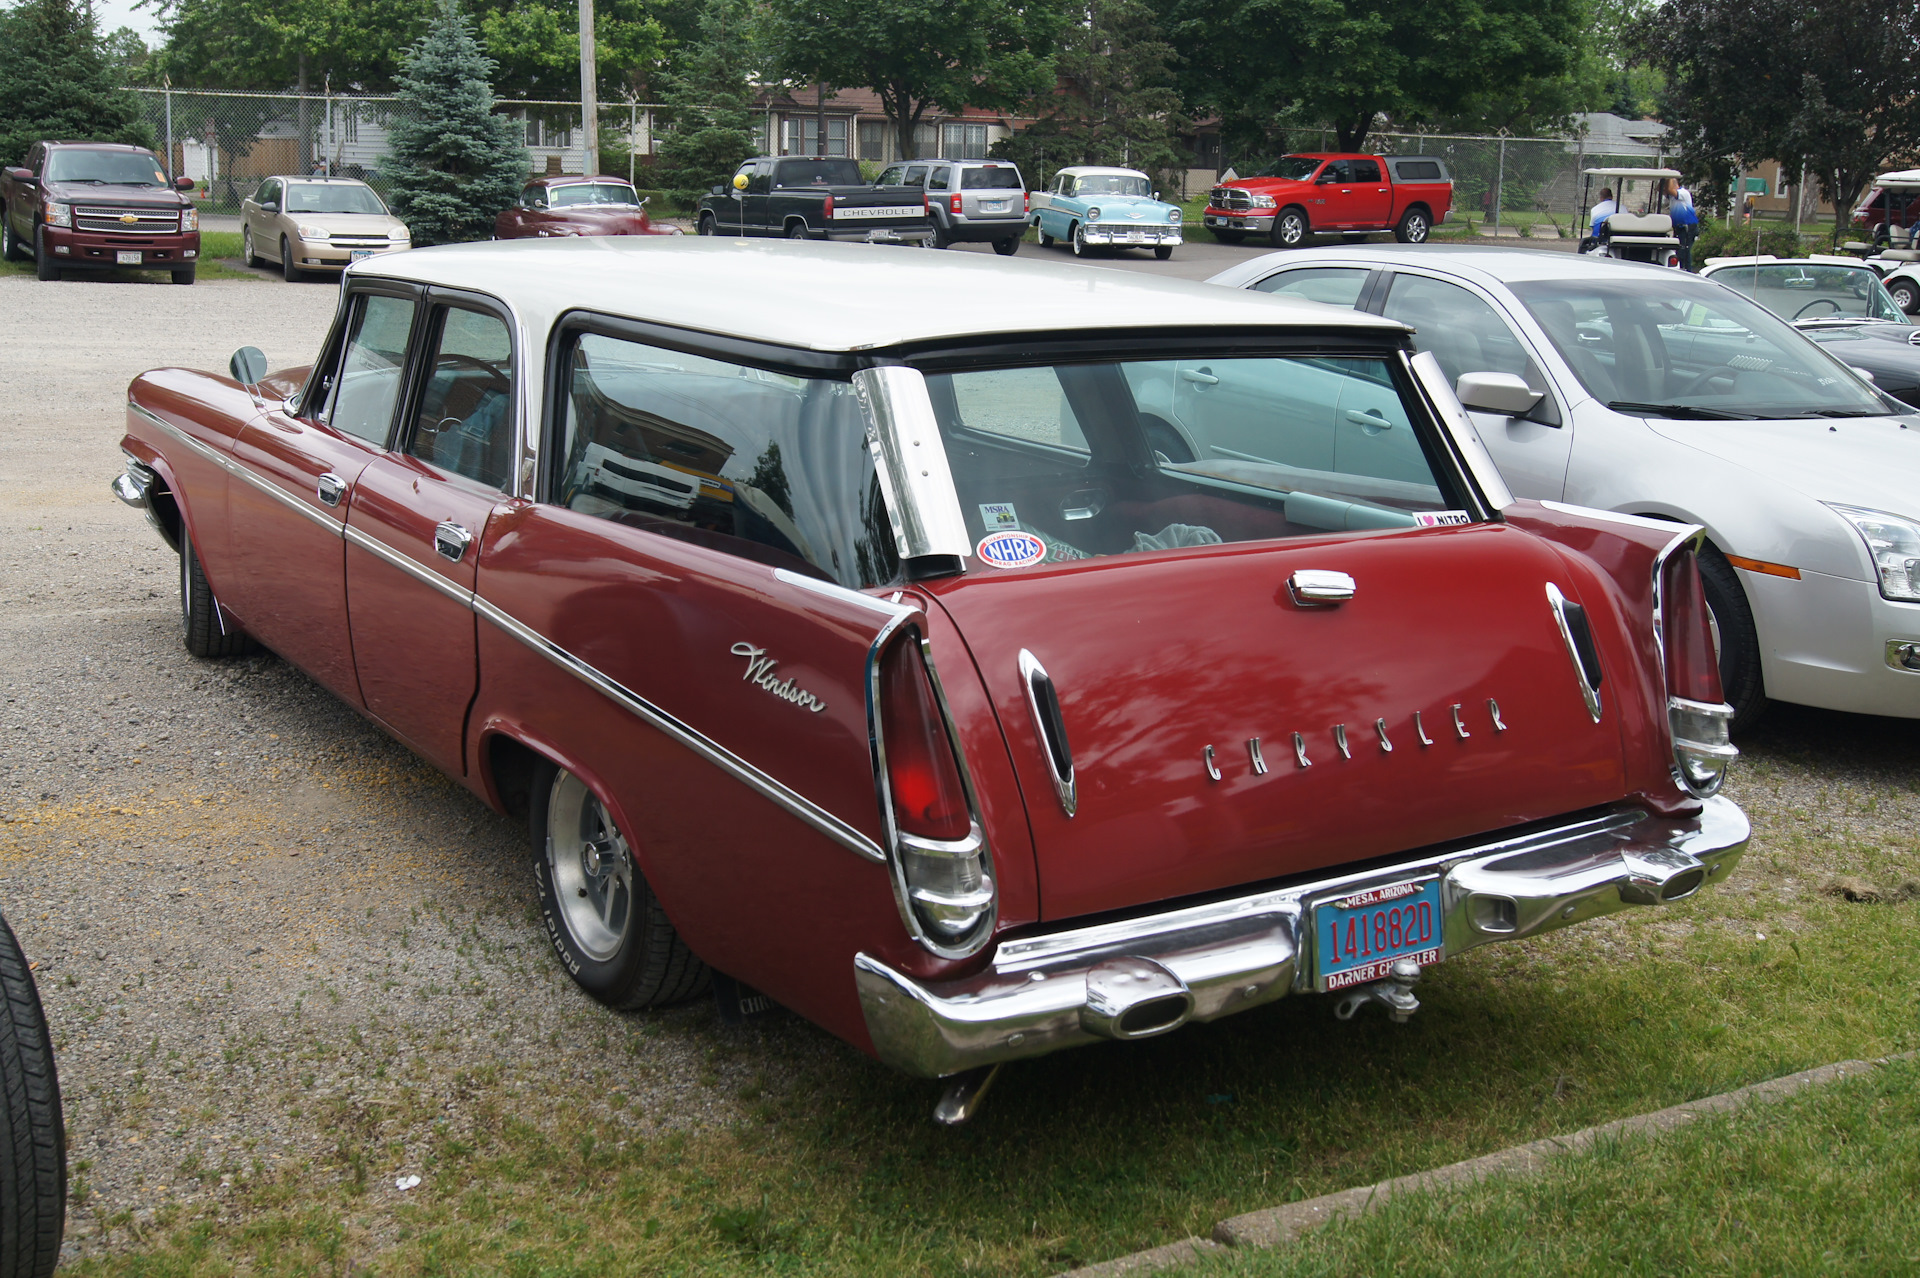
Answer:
1275;210;1308;248
545;770;633;962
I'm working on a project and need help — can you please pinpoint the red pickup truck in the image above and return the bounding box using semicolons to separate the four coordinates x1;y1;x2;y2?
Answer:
1205;153;1453;249
3;141;201;284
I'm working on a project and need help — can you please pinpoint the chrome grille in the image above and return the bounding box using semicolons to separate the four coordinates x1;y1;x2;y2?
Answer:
1210;186;1253;211
74;206;180;234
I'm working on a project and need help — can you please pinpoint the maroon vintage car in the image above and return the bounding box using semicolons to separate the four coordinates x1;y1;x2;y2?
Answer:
112;240;1746;1123
493;176;681;240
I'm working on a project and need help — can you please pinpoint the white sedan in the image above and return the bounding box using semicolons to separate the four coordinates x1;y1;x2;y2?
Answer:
1207;246;1920;726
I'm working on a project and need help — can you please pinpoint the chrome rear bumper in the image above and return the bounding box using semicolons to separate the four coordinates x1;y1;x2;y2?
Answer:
856;797;1749;1077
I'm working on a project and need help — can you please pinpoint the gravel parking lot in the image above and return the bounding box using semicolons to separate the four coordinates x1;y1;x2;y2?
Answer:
1;262;1915;1268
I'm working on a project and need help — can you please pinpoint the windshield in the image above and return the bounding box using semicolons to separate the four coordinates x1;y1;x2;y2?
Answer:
776;159;863;188
1511;276;1891;420
961;166;1022;190
925;355;1465;570
1074;174;1151;198
1709;263;1905;325
285;183;387;215
549;182;638;208
44;149;166;186
1256;156;1324;181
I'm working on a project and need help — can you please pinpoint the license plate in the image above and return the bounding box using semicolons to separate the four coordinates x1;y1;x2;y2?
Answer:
1125;230;1146;241
1314;877;1442;991
980;201;1009;213
350;250;373;260
116;250;142;265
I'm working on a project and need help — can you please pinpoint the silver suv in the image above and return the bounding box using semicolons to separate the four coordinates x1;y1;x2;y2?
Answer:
876;158;1026;254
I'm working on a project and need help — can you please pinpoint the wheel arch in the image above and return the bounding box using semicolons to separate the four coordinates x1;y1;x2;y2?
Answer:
476;724;660;882
783;215;811;237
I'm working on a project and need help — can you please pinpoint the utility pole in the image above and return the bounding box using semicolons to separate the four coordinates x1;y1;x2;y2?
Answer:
578;0;599;173
816;82;827;157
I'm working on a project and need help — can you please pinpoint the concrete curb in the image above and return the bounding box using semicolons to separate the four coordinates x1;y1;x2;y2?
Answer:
1055;1052;1915;1277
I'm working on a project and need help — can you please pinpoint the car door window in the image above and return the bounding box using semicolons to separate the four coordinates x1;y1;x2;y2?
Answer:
750;161;774;194
553;331;897;587
1351;158;1382;183
1319;161;1349;184
904;165;928;188
1380;274;1553;416
928;166;950;191
407;306;515;490
877;165;905;186
1252;267;1370;308
318;293;416;445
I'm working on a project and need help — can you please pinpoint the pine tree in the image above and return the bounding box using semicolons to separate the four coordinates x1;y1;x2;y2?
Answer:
0;0;153;165
653;0;760;210
382;0;528;245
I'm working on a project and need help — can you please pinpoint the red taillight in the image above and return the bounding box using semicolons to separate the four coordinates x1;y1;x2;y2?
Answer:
823;193;834;218
922;191;930;213
879;640;971;841
950;193;962;214
1023;191;1030;214
1663;549;1724;703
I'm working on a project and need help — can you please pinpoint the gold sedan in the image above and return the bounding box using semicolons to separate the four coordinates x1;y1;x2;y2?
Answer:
240;176;410;281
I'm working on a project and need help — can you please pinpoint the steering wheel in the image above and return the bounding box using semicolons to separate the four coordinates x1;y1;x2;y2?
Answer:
1794;298;1844;319
432;352;510;387
1673;367;1742;397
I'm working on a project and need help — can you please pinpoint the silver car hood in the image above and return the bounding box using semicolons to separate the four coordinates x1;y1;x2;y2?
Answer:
1648;415;1920;520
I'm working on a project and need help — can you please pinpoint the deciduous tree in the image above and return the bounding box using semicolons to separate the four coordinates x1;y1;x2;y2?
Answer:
382;0;527;244
0;0;152;164
765;0;1066;162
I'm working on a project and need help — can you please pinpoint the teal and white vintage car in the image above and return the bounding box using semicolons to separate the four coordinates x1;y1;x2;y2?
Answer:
1031;166;1184;260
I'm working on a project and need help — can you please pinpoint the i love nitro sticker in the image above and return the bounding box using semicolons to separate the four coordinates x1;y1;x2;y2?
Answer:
975;530;1046;568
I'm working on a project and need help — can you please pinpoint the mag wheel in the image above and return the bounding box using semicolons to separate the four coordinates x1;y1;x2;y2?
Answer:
1394;208;1431;243
531;761;709;1010
1889;278;1918;314
0;910;65;1278
1272;209;1308;249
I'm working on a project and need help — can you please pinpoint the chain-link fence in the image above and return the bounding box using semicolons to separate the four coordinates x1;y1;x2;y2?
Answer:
125;88;688;214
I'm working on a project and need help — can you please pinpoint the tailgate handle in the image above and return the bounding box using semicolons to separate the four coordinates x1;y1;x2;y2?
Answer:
1019;649;1077;818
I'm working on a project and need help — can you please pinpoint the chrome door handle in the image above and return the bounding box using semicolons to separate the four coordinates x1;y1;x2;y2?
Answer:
316;472;347;507
1180;368;1219;385
1344;409;1394;434
1288;569;1356;606
433;520;473;562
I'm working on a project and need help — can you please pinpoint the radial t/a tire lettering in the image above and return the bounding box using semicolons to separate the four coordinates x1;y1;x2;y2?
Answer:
529;760;709;1010
179;525;254;659
1697;544;1768;729
0;910;65;1278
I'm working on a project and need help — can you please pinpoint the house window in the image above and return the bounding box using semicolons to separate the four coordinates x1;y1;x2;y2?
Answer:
941;122;988;159
523;114;572;149
1775;169;1793;198
858;120;890;161
787;116;848;157
913;122;938;159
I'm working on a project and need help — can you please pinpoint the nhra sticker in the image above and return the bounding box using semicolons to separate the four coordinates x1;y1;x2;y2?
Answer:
1413;510;1474;528
975;530;1047;568
978;502;1021;532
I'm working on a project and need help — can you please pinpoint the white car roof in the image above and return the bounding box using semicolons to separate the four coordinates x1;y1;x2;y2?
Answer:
1206;244;1693;291
355;238;1407;352
1058;166;1150;180
1874;169;1920;188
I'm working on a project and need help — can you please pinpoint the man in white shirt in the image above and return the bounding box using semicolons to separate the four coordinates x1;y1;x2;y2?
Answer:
1589;187;1619;237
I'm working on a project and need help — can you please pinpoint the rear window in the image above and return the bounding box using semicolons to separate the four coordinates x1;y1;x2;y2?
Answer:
924;355;1465;570
774;159;863;188
962;166;1023;190
1392;159;1445;181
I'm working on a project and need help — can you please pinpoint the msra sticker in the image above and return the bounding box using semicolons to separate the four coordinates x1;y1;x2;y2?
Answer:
976;530;1047;568
1413;510;1474;528
978;502;1020;531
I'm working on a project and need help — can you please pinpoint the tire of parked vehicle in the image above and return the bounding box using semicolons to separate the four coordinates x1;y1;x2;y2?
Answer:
33;229;57;282
994;236;1019;256
785;221;809;240
1141;413;1196;464
180;525;254;659
530;759;710;1010
171;267;194;286
1394;207;1432;244
1072;222;1093;256
1697;544;1768;729
281;236;304;282
243;226;263;267
930;222;953;249
1210;228;1245;245
1037;224;1054;247
1272;208;1309;249
0;218;23;261
696;213;715;236
1888;278;1918;314
0;909;65;1278
1154;245;1173;261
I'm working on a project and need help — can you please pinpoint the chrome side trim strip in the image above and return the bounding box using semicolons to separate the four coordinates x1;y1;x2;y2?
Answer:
772;568;917;618
342;523;474;607
131;401;342;538
471;593;887;864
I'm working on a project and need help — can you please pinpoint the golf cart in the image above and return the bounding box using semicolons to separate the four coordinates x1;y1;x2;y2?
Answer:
1845;172;1920;309
1578;166;1683;267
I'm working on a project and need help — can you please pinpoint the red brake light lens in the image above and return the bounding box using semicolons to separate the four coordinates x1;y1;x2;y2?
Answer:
823;193;834;218
951;193;962;214
1663;549;1724;704
879;640;971;841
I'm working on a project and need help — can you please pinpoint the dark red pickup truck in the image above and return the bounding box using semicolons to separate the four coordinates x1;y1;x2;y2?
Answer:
1206;153;1453;249
3;141;201;284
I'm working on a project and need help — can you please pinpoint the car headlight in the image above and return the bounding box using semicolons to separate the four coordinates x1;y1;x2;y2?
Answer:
1166;208;1181;223
296;224;331;241
392;225;410;241
1087;206;1101;221
43;199;69;227
1828;503;1920;600
180;206;198;232
1251;193;1276;209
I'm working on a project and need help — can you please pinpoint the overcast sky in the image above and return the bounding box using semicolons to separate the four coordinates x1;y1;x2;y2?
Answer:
94;0;162;45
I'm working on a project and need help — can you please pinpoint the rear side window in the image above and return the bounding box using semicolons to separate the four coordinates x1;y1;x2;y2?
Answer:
1253;267;1369;308
1392;159;1444;181
1351;159;1383;183
928;167;950;191
962;166;1023;189
554;333;899;587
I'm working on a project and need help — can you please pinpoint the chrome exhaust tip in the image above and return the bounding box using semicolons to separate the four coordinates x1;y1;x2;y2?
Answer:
1080;956;1193;1040
1618;847;1708;905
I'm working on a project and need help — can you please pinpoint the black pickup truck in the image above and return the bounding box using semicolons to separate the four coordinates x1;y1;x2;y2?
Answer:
696;157;932;244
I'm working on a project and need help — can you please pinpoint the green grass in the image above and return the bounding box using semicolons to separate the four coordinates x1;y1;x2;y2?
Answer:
0;229;256;281
1193;1056;1920;1276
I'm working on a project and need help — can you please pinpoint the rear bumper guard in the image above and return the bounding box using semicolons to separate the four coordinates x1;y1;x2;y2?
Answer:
111;452;178;551
855;796;1749;1077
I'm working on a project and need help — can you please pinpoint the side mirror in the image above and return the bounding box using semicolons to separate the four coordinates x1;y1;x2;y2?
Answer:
710;184;724;196
229;346;268;387
1153;191;1160;201
732;174;749;190
1455;370;1544;416
1850;365;1876;383
173;175;194;191
261;201;279;214
6;166;35;183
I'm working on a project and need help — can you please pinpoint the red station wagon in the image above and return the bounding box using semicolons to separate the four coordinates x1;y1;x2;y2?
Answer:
112;240;1746;1123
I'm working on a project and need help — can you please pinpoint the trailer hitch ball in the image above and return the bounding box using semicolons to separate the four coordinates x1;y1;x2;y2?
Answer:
1333;958;1423;1024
